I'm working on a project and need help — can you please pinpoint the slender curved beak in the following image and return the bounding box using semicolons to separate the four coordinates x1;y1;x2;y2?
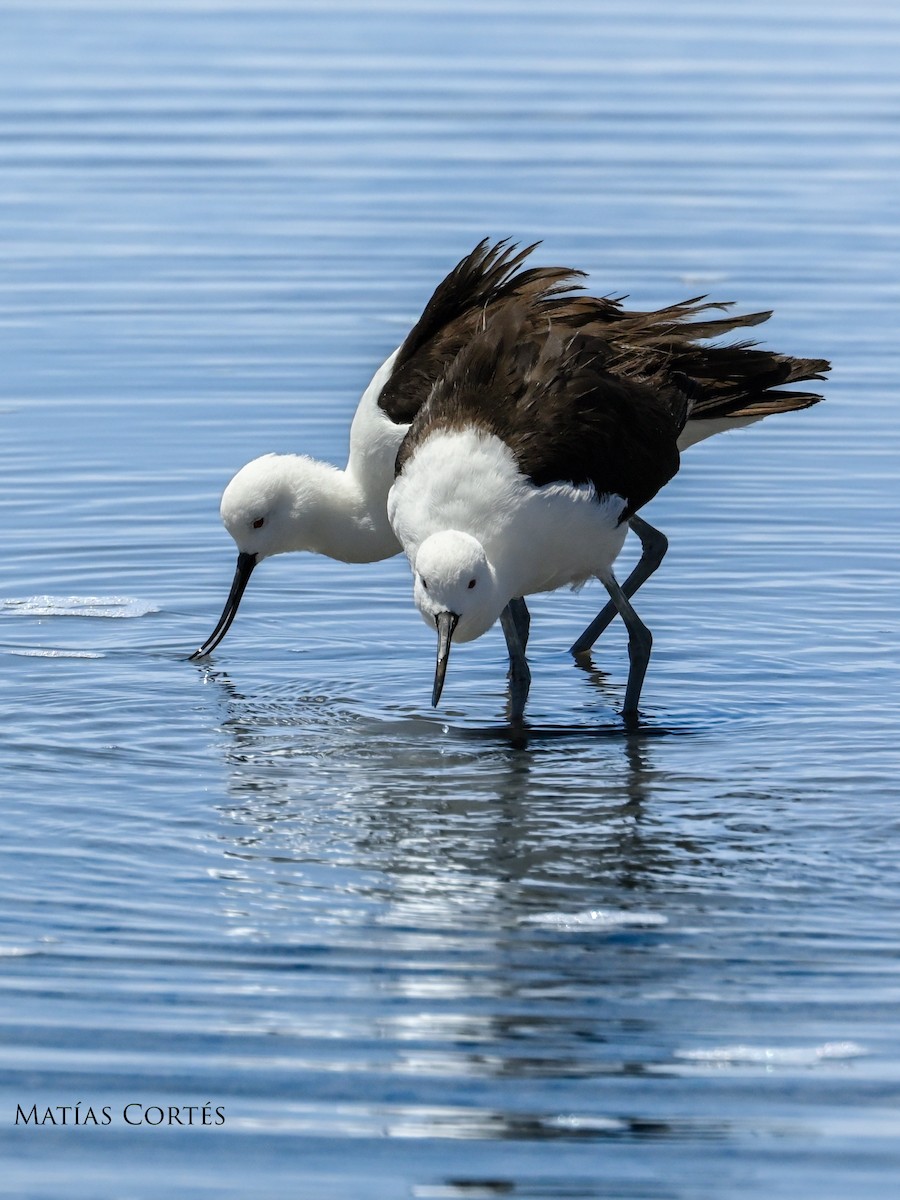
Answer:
189;551;257;660
432;611;459;707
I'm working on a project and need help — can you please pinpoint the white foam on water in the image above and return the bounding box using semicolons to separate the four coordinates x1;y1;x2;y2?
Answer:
524;909;668;930
1;596;159;619
675;1042;867;1066
0;945;39;958
546;1113;628;1132
9;648;104;659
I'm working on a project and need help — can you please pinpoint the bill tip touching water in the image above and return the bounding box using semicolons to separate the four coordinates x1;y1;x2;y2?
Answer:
191;238;829;722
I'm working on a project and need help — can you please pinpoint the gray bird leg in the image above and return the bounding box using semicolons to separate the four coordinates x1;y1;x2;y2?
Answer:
507;595;531;650
597;570;653;718
500;601;531;723
570;514;668;656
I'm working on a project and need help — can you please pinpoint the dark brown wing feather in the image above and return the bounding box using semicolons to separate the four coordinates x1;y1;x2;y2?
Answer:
397;289;829;519
378;238;585;424
591;298;829;421
396;306;687;519
380;238;829;435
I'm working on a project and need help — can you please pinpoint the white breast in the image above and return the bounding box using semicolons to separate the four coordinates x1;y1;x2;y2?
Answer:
388;427;629;599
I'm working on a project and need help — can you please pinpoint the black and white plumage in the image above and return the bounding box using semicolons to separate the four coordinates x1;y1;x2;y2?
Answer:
191;238;579;657
387;298;829;720
189;238;828;687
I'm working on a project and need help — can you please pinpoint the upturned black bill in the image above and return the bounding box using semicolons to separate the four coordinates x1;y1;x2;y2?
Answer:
189;551;257;659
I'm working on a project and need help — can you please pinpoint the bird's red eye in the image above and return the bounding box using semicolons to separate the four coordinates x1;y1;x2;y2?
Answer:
467;578;476;589
252;518;265;529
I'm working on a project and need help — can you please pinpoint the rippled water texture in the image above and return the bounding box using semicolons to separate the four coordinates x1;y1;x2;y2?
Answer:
2;1;900;1197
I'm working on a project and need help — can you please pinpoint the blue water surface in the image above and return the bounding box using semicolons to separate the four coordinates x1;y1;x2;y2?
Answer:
2;1;899;1197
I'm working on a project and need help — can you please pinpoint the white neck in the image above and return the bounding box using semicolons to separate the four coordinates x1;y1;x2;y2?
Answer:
283;349;407;564
326;347;406;562
345;348;405;481
284;456;400;564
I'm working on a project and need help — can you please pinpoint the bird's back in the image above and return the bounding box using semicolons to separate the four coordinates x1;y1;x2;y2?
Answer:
395;277;830;517
395;303;688;522
376;238;585;424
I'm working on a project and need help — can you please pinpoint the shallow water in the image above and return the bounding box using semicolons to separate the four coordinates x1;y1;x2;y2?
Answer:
2;1;900;1197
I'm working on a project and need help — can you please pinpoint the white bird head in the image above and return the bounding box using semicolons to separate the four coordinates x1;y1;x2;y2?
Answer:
191;454;324;659
219;453;316;562
412;530;503;706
